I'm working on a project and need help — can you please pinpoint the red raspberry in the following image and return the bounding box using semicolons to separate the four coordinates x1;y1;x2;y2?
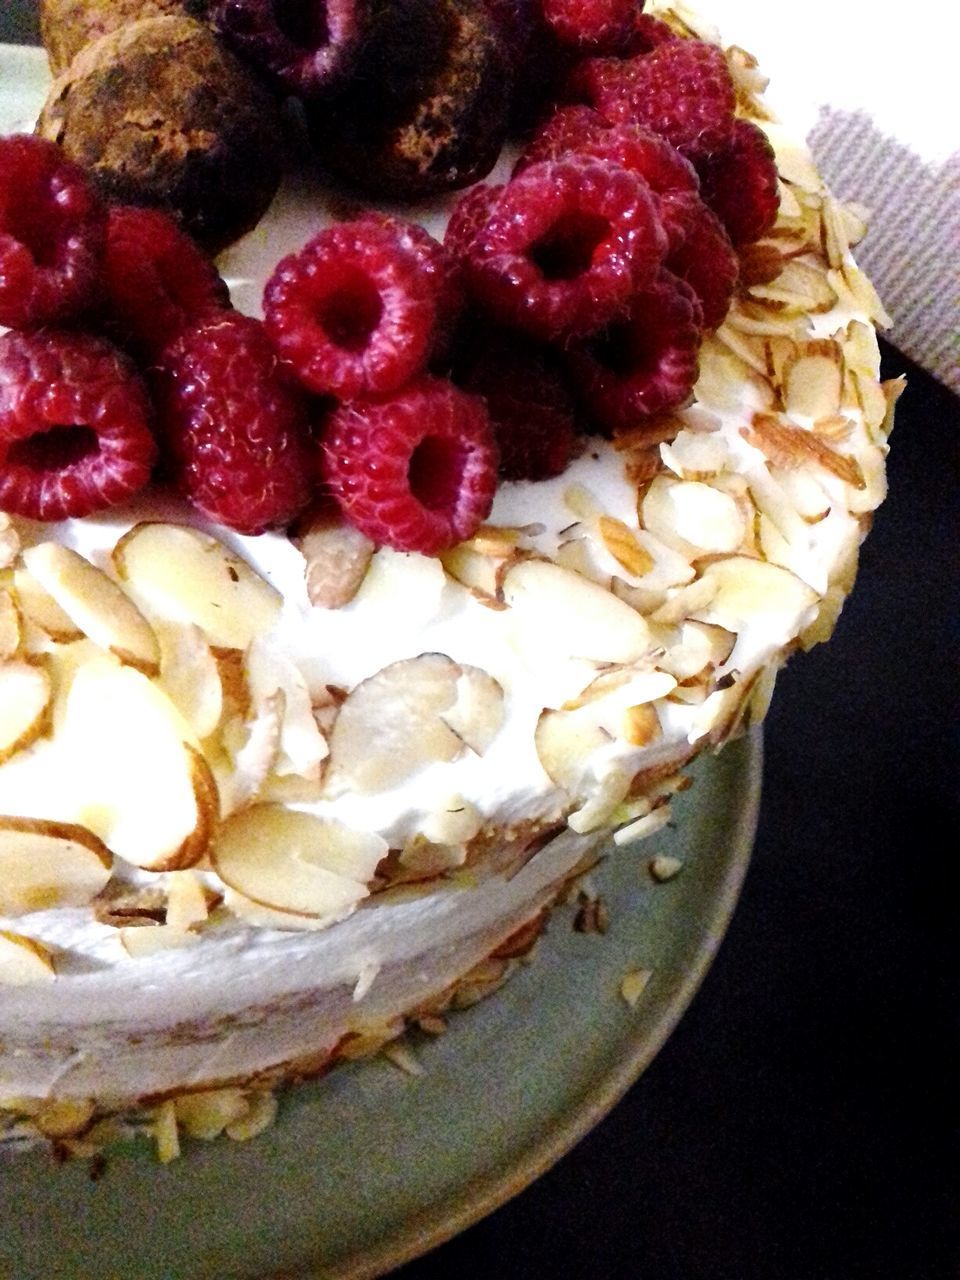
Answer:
357;212;464;356
515;109;700;250
695;118;780;246
566;269;702;434
0;329;156;521
666;199;738;330
542;0;639;54
444;182;503;262
620;13;680;54
460;158;667;340
154;312;313;534
263;218;445;399
100;206;231;360
455;323;578;481
319;376;497;553
569;41;736;162
0;134;105;331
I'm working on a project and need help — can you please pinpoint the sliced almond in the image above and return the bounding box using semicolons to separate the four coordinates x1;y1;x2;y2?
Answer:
164;870;212;932
744;414;865;490
501;560;652;666
293;509;375;609
217;688;284;817
0;659;52;765
689;555;818;636
781;340;844;420
121;925;201;957
0;931;56;985
0;589;21;661
325;654;500;795
212;805;386;923
21;543;159;676
0;514;20;571
10;567;82;642
59;658;217;870
641;475;746;558
245;639;328;782
112;523;281;651
439;543;502;605
0;817;112;915
155;622;223;741
597;516;655;577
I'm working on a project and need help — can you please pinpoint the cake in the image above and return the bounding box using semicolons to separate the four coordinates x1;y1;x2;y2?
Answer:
0;0;899;1161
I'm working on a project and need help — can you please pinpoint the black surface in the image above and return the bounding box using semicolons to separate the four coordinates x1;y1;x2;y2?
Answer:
2;8;958;1278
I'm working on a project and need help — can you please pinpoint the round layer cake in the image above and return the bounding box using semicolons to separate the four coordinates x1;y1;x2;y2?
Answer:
0;2;898;1157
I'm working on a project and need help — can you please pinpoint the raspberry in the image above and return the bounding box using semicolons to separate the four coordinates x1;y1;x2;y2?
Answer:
444;182;503;262
566;269;702;434
319;376;497;553
208;0;369;98
568;41;736;162
666;199;738;330
100;206;231;360
154;312;313;534
454;323;578;480
0;329;156;521
460;158;667;340
619;13;680;54
515;109;700;249
0;134;105;331
357;212;464;356
263;218;445;399
695;118;780;246
542;0;639;54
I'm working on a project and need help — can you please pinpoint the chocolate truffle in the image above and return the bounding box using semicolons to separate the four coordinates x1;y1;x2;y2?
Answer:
309;0;512;199
36;16;284;254
40;0;212;77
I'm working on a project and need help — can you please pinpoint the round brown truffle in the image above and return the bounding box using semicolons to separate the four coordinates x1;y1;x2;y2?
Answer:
36;16;284;254
40;0;212;77
309;0;511;200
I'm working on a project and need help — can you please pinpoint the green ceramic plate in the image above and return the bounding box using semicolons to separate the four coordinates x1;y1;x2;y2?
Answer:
0;44;761;1277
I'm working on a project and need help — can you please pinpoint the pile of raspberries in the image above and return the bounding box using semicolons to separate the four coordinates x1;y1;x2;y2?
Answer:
0;5;779;554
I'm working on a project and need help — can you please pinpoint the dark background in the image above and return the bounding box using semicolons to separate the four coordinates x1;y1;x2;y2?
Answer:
2;9;958;1277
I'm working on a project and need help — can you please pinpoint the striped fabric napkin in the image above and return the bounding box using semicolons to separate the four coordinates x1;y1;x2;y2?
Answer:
709;0;959;390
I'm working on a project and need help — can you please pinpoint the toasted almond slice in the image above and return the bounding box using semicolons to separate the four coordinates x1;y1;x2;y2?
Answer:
155;622;223;741
325;654;482;795
441;666;505;755
641;475;746;557
419;796;482;846
218;689;284;817
11;567;83;642
744;414;865;490
439;543;502;604
0;514;19;571
0;589;21;661
212;805;386;922
60;659;217;870
689;555;818;636
293;509;375;609
21;543;160;676
0;817;112;915
0;931;56;985
112;523;281;651
655;620;736;682
598;516;655;577
501;560;652;666
244;639;328;782
164;870;212;932
781;340;844;420
121;925;202;957
0;659;51;765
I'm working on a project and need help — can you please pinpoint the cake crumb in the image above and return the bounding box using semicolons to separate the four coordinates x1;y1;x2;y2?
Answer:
649;855;684;883
620;968;653;1009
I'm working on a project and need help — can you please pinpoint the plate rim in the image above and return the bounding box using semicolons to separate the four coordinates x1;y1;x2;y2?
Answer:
284;731;763;1280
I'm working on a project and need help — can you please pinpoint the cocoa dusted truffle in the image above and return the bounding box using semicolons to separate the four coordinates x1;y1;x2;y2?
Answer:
39;0;212;77
36;16;284;254
308;0;512;200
